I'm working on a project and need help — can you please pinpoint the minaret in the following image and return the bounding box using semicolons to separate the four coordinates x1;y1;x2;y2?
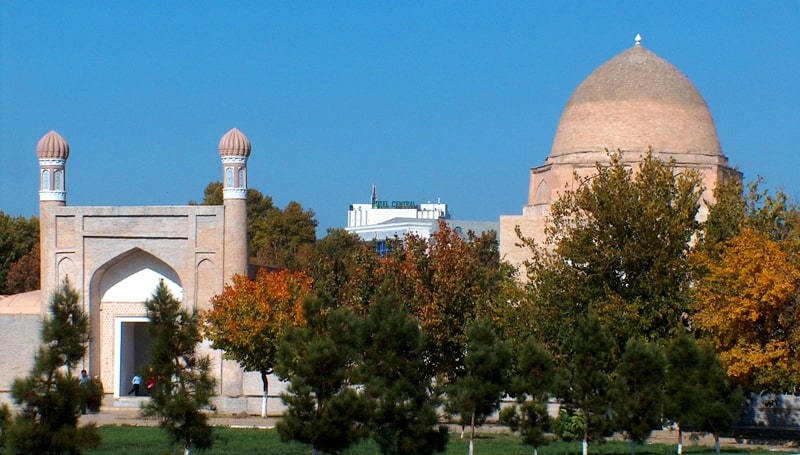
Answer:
218;128;251;280
37;130;70;311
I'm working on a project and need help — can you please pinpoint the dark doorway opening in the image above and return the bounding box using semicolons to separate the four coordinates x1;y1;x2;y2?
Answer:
119;321;153;396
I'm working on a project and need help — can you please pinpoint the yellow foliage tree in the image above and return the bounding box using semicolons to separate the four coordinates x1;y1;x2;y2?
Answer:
693;228;800;391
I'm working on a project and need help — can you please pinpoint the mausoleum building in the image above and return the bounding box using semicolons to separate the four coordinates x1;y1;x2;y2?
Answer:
500;37;739;272
1;128;277;413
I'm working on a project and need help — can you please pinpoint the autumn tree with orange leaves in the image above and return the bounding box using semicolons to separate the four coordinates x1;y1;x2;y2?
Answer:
692;227;800;392
379;222;512;382
204;269;312;417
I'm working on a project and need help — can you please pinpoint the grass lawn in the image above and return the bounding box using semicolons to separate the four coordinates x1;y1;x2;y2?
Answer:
85;425;781;455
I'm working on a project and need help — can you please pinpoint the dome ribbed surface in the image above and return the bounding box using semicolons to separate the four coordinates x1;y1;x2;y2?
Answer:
218;128;251;157
36;130;70;159
550;45;722;159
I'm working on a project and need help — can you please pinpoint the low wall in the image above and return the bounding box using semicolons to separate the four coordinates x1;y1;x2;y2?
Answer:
0;314;42;405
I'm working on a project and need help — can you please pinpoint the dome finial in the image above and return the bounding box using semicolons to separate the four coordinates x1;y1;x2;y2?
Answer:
635;33;642;46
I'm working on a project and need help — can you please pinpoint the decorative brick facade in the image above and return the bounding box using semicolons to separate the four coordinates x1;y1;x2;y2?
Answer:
0;128;262;412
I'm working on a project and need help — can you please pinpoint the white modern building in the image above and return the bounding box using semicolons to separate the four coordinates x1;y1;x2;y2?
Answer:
345;186;498;245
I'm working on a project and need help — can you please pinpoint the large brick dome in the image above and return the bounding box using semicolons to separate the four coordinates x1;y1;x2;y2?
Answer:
549;43;724;165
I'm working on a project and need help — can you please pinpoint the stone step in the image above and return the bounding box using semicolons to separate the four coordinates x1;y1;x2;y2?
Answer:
112;396;149;408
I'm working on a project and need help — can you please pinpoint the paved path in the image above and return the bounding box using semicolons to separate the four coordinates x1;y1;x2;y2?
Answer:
80;407;279;428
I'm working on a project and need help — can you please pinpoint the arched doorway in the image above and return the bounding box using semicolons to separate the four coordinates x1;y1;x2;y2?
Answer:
91;248;182;398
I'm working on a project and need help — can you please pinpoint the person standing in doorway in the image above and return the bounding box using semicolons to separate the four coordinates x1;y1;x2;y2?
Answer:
128;374;142;396
79;369;90;414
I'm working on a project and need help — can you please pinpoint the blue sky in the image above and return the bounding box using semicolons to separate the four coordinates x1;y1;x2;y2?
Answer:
2;2;798;236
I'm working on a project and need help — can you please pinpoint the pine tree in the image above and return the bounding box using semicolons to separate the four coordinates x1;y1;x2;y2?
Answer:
445;320;512;455
502;338;555;455
6;279;100;454
555;313;616;455
140;281;216;455
359;293;448;455
274;294;368;455
664;335;740;454
612;340;665;455
0;401;11;449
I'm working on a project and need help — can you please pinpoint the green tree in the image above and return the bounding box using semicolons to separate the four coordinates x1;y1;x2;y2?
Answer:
695;177;746;260
191;181;318;269
253;200;318;270
6;279;100;454
275;294;368;454
445;320;512;455
0;402;10;449
612;340;665;455
524;151;702;351
692;342;741;454
664;335;739;455
0;212;39;294
501;338;555;455
141;281;216;455
555;313;616;455
204;269;312;417
663;334;703;455
359;292;448;455
696;176;800;268
742;179;800;249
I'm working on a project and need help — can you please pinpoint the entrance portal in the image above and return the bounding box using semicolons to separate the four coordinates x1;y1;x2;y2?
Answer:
115;318;153;397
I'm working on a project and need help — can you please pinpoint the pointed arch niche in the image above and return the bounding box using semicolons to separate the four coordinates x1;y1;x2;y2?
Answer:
90;248;183;398
534;179;550;205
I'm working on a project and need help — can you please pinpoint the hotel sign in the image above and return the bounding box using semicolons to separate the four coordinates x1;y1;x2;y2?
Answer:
372;200;417;209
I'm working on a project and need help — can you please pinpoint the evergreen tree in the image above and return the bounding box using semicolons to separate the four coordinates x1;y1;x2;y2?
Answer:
274;294;368;454
445;320;512;455
141;281;216;455
502;338;555;455
359;293;448;455
6;279;100;454
664;336;740;454
1;399;11;449
612;340;665;455
663;334;703;455
693;342;741;453
555;313;616;455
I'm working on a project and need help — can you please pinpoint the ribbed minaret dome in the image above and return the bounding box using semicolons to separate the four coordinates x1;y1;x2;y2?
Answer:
218;128;251;157
36;130;70;159
549;44;723;162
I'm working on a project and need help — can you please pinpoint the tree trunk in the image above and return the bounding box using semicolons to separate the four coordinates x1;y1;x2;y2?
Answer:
261;370;269;418
469;410;476;455
630;440;635;455
677;425;682;455
582;436;588;455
